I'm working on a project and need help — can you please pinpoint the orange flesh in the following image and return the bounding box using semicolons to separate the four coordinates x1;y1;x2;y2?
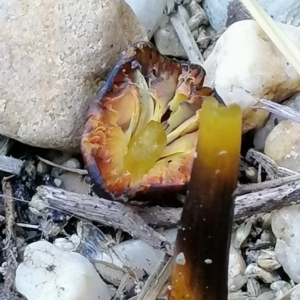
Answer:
169;97;242;300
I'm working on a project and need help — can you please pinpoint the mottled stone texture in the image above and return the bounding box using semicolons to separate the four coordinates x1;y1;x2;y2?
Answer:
0;0;147;152
203;0;300;32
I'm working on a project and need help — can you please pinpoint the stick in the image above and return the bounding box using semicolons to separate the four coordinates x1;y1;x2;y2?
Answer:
169;7;204;65
35;186;170;253
35;176;300;236
2;180;18;297
0;156;23;175
37;156;88;175
140;178;300;226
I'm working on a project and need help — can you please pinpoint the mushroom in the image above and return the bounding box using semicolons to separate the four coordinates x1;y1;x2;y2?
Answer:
169;97;242;300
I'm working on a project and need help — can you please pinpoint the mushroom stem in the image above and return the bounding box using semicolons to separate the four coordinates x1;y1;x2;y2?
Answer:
169;97;242;300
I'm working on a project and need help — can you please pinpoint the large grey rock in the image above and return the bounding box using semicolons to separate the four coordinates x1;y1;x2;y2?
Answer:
203;0;300;32
0;0;147;152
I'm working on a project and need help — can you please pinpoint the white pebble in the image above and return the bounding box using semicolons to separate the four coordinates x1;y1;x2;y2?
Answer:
176;252;186;265
62;158;81;169
272;204;300;283
54;178;62;187
16;241;111;300
228;245;247;292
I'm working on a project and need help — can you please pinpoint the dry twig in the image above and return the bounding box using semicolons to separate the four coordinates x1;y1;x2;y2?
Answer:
169;6;204;64
36;155;88;175
34;186;170;253
136;255;172;300
2;180;18;297
34;178;300;235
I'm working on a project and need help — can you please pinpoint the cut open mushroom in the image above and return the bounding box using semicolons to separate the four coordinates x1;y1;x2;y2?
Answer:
81;42;214;200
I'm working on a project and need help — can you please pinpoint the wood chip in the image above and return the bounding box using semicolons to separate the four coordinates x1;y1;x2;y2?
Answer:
2;180;18;297
0;156;23;175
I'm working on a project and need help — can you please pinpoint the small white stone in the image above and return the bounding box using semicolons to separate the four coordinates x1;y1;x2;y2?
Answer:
264;119;300;172
197;27;210;49
59;172;91;195
62;158;81;169
228;245;247;292
204;259;212;264
16;241;111;300
54;178;62;187
176;252;186;265
272;205;300;283
36;161;50;175
257;249;281;272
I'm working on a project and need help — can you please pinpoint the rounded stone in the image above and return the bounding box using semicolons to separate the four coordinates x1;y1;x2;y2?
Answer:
0;0;147;152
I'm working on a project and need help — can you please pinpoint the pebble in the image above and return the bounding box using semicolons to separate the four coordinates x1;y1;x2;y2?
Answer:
254;93;300;151
228;245;247;292
271;280;292;299
51;167;63;178
264;120;300;172
203;20;300;133
62;158;81;169
188;12;207;31
124;0;169;38
260;230;276;245
189;0;205;16
53;178;62;188
16;241;111;300
257;250;281;272
272;205;300;283
197;27;211;49
59;172;91;195
188;2;208;31
36;161;50;175
202;0;300;32
0;0;147;152
154;22;188;58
